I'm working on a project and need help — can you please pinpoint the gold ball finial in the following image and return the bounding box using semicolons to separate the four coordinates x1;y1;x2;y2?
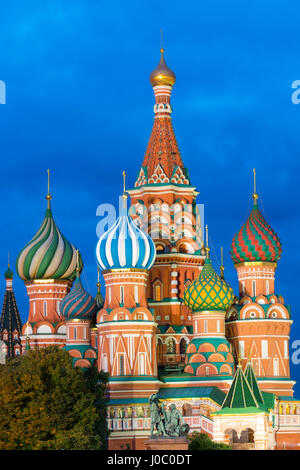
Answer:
46;169;52;204
205;225;210;258
149;32;176;87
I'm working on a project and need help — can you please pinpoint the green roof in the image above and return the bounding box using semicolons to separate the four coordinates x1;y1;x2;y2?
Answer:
221;364;260;410
157;386;226;405
157;324;193;334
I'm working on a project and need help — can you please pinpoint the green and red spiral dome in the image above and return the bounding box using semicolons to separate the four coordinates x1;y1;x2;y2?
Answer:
230;199;282;264
60;273;98;321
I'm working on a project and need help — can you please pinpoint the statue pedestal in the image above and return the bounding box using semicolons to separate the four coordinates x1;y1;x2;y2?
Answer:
144;437;189;451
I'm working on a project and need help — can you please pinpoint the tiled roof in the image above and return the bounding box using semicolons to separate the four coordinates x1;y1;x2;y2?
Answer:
184;258;234;312
231;199;282;263
157;386;226;405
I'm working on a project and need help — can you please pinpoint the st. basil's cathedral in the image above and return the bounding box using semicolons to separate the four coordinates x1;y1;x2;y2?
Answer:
1;48;300;451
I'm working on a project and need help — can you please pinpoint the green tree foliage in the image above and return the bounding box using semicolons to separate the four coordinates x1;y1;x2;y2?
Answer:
0;346;108;450
188;431;231;450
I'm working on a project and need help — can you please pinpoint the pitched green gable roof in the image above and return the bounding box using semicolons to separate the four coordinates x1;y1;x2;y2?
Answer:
221;364;259;410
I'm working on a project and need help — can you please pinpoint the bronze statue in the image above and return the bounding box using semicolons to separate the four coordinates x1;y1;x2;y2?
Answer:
149;394;189;438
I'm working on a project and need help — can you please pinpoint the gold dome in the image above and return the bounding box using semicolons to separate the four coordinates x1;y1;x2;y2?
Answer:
149;49;176;87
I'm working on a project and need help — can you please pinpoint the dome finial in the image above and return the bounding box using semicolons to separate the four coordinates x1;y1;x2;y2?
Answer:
8;250;10;268
76;249;80;275
46;168;52;207
160;28;164;53
149;33;176;87
205;225;210;258
252;168;258;202
97;266;101;292
220;246;225;279
122;170;128;199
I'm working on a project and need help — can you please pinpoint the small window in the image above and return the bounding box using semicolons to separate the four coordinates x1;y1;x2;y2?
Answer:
119;355;124;375
120;286;124;304
43;301;47;317
273;358;279;376
155;285;162;301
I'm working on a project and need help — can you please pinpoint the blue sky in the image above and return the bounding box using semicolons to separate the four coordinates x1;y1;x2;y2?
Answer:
1;0;300;392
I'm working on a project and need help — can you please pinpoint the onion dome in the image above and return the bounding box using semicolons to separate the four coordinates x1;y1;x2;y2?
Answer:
96;193;156;271
60;271;98;321
16;189;82;281
230;190;282;264
5;266;13;279
150;48;176;87
184;258;234;312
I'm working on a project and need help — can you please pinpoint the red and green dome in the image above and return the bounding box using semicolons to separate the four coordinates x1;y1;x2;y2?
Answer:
230;199;282;264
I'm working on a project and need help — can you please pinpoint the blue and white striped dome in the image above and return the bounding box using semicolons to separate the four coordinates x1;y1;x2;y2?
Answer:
96;195;156;271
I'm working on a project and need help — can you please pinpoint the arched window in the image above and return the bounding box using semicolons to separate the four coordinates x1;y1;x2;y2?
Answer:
179;338;187;355
154;282;162;301
182;403;192;416
157;339;163;363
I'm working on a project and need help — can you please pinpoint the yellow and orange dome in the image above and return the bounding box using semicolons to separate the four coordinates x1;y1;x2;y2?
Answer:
184;258;234;312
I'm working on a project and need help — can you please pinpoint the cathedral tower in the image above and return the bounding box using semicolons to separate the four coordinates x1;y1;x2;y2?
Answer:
0;261;22;357
16;172;83;350
96;188;159;401
60;255;98;368
127;47;205;369
183;229;235;385
226;170;293;396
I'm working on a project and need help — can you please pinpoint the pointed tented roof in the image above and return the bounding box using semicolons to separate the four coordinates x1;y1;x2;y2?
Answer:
221;364;259;410
244;360;264;405
0;268;22;357
135;118;190;187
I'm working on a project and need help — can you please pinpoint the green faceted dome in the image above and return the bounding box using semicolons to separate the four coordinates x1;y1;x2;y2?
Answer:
16;199;82;281
4;266;13;279
184;258;234;312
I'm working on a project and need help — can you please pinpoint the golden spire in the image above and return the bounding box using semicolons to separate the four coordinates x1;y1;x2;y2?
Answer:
160;28;164;53
46;168;52;207
220;246;224;279
76;249;80;274
205;225;210;258
252;168;258;201
122;170;128;199
7;250;10;268
97;266;101;292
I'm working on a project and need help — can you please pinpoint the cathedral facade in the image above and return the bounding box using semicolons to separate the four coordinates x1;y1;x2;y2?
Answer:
1;48;300;451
